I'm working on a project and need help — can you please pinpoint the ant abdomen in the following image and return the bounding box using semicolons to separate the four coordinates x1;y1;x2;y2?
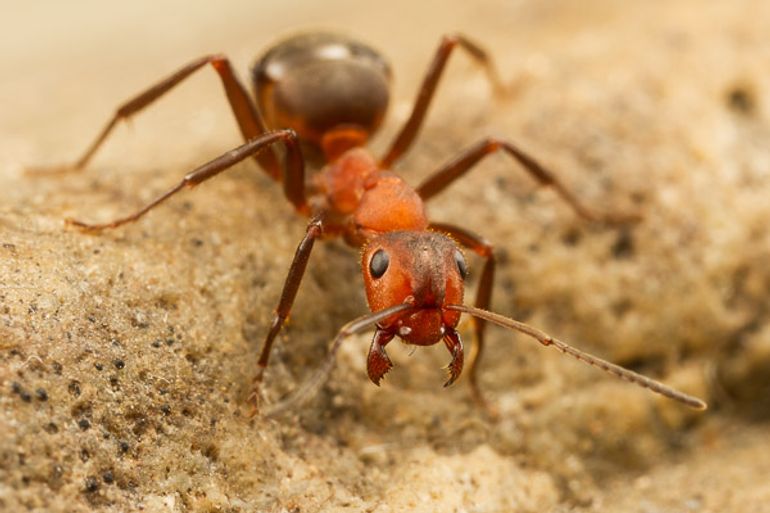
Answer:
252;33;392;148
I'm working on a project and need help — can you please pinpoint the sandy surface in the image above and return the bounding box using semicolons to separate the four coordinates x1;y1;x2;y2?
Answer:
2;0;770;511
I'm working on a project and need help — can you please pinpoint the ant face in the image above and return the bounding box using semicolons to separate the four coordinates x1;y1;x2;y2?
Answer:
361;231;466;346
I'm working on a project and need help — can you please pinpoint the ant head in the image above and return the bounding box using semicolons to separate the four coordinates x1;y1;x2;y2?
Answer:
253;32;391;150
361;231;467;345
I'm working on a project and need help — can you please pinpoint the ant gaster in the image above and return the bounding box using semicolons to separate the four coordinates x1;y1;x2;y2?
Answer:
30;32;707;415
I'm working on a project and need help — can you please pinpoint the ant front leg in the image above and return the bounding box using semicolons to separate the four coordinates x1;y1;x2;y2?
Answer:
419;137;639;224
431;222;496;413
248;218;324;417
380;34;506;168
28;55;281;178
66;129;307;232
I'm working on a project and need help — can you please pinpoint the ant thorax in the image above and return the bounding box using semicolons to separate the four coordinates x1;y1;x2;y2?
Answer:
311;147;429;247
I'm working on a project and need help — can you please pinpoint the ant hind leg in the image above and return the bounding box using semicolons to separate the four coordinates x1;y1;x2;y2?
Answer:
380;34;507;169
27;54;281;179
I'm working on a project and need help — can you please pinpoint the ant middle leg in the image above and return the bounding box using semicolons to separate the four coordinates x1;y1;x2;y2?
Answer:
380;34;507;169
430;222;497;415
28;55;281;178
418;137;639;224
247;217;324;416
67;129;307;232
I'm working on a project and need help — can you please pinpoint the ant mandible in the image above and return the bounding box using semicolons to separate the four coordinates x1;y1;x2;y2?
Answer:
30;32;706;416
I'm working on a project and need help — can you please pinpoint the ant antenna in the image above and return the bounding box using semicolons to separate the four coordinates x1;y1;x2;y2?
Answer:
446;304;707;410
264;303;415;417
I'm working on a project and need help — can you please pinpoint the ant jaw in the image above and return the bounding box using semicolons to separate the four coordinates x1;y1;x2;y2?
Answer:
442;327;464;387
366;308;465;387
367;316;464;388
367;329;395;385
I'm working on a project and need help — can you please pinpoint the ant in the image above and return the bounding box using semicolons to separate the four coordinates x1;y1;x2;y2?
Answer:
29;32;707;416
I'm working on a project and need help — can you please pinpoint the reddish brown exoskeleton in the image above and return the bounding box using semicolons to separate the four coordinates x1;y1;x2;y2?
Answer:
29;33;707;416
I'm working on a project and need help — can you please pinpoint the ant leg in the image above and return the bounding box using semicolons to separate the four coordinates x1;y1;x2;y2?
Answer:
28;55;281;179
430;222;496;413
380;34;506;168
66;129;306;232
248;218;324;416
447;304;707;410
263;303;414;417
419;137;639;224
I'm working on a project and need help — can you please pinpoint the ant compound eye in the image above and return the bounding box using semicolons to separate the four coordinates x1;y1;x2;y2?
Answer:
454;250;468;280
369;249;389;279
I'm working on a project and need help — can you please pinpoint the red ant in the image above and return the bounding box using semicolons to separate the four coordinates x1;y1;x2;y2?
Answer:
30;32;707;416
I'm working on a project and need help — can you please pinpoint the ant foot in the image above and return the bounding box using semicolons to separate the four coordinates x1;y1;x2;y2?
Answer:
598;209;643;226
574;207;643;227
564;193;643;227
65;216;132;233
64;217;112;233
491;77;526;103
245;391;261;418
244;369;267;418
25;163;80;176
470;383;500;421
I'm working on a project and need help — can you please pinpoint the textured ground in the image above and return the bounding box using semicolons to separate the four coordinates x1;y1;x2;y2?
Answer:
2;0;770;511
